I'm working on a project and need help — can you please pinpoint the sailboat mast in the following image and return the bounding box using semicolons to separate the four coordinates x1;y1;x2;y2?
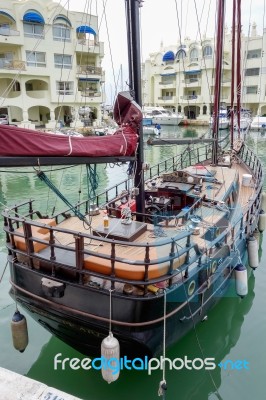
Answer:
125;0;145;215
236;0;242;138
212;0;226;166
230;0;236;148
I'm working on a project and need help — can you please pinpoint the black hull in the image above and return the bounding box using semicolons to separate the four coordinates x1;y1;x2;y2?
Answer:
9;239;246;358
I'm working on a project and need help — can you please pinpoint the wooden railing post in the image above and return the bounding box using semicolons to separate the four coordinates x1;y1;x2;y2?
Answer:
23;222;34;268
75;235;84;284
111;241;116;290
144;244;150;295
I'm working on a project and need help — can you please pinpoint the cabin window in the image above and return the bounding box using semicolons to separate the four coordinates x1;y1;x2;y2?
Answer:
245;68;260;76
203;46;212;58
54;54;72;69
245;86;258;94
247;49;261;59
26;51;46;67
56;81;74;95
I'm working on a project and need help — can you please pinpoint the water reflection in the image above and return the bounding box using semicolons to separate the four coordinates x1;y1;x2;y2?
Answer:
26;274;255;400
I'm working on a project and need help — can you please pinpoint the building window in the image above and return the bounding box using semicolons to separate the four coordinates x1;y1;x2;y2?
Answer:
185;74;199;83
0;52;13;68
203;45;212;57
161;75;175;84
26;51;46;67
245;68;260;76
23;22;44;38
190;48;198;61
245;86;258;94
56;81;74;95
54;54;72;69
203;105;207;115
53;24;70;41
247;49;261;59
176;49;186;60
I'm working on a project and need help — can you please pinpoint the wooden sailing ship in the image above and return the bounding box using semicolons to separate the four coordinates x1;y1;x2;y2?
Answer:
1;0;265;365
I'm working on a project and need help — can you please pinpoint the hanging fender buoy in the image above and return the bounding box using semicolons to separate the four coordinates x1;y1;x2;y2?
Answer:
235;263;248;298
258;210;266;232
11;310;28;353
101;332;120;383
247;235;259;269
261;192;266;211
253;228;260;243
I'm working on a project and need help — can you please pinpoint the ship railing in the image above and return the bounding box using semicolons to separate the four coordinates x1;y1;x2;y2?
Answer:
3;212;202;294
238;143;264;185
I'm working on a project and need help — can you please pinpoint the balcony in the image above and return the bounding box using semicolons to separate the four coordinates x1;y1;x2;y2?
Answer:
157;96;177;104
75;39;104;55
56;90;74;96
0;59;26;70
26;90;50;101
77;65;102;76
80;90;101;97
182;95;200;100
159;81;175;85
183;78;201;85
158;96;174;100
0;26;19;36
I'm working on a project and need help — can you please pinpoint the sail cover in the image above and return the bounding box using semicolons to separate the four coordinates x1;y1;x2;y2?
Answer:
0;92;141;158
0;124;138;157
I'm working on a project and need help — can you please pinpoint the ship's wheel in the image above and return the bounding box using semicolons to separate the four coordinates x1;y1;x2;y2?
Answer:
145;204;162;223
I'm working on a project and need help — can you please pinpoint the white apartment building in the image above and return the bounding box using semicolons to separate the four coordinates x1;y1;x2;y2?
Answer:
0;0;104;129
142;23;266;122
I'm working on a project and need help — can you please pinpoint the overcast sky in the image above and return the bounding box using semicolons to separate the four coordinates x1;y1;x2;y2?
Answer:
63;0;266;104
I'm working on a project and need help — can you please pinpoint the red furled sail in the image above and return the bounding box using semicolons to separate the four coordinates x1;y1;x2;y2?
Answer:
0;91;142;158
0;124;138;157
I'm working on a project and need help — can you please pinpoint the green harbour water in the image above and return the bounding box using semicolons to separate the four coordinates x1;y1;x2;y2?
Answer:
0;126;266;400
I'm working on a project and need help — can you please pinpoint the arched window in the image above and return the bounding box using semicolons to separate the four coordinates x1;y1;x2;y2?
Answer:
23;10;44;38
203;45;212;58
190;48;198;61
203;105;207;115
53;15;71;41
162;51;175;62
176;49;186;60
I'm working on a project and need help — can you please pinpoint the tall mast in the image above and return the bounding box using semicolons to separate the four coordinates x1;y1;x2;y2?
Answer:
125;0;145;216
230;0;236;148
236;0;242;138
212;0;226;165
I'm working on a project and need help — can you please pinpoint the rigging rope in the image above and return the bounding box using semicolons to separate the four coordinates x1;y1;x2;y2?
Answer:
86;164;99;200
36;170;87;222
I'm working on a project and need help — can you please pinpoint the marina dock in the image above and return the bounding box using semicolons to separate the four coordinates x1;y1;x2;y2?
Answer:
0;367;82;400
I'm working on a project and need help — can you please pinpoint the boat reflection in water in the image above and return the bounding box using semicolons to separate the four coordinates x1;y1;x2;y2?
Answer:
26;272;255;400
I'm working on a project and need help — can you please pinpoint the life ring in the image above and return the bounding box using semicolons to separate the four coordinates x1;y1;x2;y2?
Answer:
187;280;196;296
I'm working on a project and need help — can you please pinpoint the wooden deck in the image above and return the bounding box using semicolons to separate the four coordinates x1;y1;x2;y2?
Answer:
49;159;254;265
